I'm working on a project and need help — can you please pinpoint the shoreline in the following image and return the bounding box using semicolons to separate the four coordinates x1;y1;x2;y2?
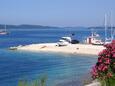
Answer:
10;43;105;55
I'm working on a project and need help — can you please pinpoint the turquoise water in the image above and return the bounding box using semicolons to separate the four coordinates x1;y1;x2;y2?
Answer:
0;28;101;86
0;49;97;86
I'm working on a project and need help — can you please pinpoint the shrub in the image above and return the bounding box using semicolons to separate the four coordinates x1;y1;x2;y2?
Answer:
91;40;115;86
18;75;47;86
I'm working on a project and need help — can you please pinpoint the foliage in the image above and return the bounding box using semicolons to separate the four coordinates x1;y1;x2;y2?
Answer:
18;75;47;86
91;40;115;86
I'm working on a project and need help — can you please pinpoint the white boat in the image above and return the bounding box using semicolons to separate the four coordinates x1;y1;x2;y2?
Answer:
86;14;114;45
57;36;79;46
0;31;7;35
104;14;114;44
57;37;72;46
85;31;104;45
0;25;8;35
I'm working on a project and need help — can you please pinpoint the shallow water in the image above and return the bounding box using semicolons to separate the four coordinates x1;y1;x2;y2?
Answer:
0;27;105;86
0;49;97;86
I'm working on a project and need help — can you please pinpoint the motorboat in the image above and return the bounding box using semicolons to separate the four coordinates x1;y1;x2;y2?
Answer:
57;37;71;46
85;32;104;45
57;36;79;46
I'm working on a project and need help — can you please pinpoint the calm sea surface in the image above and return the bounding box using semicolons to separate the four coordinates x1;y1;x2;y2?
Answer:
0;27;110;86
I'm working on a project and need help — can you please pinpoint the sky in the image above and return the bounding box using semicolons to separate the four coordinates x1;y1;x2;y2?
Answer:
0;0;115;27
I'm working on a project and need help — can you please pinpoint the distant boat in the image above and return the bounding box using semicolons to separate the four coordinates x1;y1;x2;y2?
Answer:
0;25;8;35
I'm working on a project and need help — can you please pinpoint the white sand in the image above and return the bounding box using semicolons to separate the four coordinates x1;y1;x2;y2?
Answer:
15;43;105;55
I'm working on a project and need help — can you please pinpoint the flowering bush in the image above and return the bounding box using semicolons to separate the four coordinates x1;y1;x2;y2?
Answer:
91;40;115;86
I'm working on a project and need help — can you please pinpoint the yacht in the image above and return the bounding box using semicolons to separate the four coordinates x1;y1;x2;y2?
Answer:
57;36;79;46
57;37;71;46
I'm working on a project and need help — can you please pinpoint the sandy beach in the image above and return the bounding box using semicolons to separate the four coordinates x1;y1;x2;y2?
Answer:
13;43;105;55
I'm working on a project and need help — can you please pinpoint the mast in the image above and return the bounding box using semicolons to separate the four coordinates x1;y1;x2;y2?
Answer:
104;14;107;42
110;12;113;41
4;24;6;32
91;28;94;37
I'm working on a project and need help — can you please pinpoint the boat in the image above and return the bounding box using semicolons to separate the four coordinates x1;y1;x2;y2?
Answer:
0;25;8;35
0;31;7;35
86;14;114;45
57;37;72;46
85;31;104;45
57;36;79;46
104;14;114;44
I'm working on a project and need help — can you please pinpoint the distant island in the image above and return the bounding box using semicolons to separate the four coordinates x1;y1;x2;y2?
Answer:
0;24;115;29
88;26;115;29
0;24;61;29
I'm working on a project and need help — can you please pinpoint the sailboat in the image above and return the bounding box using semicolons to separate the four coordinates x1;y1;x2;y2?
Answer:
104;14;114;44
0;25;8;35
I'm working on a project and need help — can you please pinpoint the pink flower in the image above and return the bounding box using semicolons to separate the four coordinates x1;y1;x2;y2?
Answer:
102;65;108;71
104;58;110;64
113;54;115;58
112;50;115;54
107;72;113;78
97;64;108;72
98;58;102;63
91;66;99;79
112;40;115;44
97;66;102;71
91;40;115;80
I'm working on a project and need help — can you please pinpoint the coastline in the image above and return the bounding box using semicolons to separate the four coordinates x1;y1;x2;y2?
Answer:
11;43;105;55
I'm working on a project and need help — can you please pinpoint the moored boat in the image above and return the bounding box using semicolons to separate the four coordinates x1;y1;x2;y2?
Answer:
85;32;104;45
0;25;8;35
0;31;8;35
57;37;71;46
57;36;79;46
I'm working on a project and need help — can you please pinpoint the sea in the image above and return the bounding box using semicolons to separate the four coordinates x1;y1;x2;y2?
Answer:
0;27;112;86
